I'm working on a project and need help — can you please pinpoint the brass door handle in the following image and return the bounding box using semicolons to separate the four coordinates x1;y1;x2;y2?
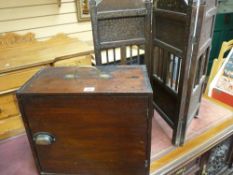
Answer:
33;132;55;145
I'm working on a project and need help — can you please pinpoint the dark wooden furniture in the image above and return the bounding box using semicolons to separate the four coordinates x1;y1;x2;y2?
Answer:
16;66;153;175
151;0;218;146
89;0;218;146
89;0;152;71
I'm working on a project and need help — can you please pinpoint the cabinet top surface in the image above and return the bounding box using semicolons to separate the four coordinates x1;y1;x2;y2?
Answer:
18;66;152;95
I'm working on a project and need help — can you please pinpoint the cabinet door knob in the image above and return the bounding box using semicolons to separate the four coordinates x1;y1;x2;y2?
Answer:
33;132;55;145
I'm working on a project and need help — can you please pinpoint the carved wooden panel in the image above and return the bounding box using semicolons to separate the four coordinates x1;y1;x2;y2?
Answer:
98;17;145;43
90;0;152;71
153;15;186;51
156;0;188;13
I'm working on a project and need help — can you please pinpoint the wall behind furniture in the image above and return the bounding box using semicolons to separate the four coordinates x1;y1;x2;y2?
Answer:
0;0;93;44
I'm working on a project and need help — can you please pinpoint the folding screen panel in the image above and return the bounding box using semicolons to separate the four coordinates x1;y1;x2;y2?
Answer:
90;0;218;146
89;0;152;72
151;0;218;146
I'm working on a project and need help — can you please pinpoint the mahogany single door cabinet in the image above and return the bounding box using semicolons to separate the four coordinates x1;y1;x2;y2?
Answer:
16;66;153;175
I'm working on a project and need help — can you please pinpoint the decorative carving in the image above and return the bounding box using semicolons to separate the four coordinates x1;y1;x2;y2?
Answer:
156;0;188;13
0;33;36;49
98;17;145;42
206;139;231;175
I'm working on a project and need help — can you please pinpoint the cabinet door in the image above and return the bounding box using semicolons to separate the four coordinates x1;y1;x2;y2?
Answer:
20;95;150;175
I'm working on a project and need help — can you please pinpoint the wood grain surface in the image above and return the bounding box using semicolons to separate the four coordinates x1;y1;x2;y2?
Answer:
17;66;153;175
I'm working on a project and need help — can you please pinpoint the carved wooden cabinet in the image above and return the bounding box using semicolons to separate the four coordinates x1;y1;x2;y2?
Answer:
17;66;153;175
